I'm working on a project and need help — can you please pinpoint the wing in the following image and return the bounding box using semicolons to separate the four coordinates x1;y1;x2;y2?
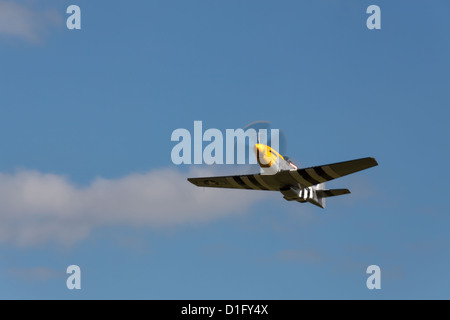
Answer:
280;157;378;188
188;173;280;191
188;157;378;191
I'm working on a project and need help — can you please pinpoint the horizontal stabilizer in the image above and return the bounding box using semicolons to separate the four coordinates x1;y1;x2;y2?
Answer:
316;189;350;198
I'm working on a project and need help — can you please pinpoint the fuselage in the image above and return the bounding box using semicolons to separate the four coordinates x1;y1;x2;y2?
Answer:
253;143;297;175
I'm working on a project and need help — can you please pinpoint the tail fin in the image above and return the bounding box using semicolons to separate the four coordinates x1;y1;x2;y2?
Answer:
307;183;326;208
308;184;350;209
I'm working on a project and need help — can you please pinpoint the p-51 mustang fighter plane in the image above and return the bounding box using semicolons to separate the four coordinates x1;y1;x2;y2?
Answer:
188;144;378;208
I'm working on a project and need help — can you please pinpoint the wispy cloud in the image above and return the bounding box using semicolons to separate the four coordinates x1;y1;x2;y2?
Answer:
276;247;405;281
0;0;61;42
0;168;263;246
7;266;62;283
277;249;326;264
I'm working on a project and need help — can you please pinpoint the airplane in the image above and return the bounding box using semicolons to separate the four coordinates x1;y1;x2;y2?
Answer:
188;143;378;208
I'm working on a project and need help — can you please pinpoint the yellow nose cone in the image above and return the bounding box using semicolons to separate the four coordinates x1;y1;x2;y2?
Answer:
254;144;277;167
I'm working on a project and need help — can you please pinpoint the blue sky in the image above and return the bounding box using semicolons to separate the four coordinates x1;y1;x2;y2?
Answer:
0;0;449;299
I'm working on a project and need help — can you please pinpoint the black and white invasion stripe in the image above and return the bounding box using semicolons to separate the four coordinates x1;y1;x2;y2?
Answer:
226;175;275;191
289;165;341;187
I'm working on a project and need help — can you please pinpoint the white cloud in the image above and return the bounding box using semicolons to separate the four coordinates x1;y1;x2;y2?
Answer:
0;168;263;246
0;1;61;42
